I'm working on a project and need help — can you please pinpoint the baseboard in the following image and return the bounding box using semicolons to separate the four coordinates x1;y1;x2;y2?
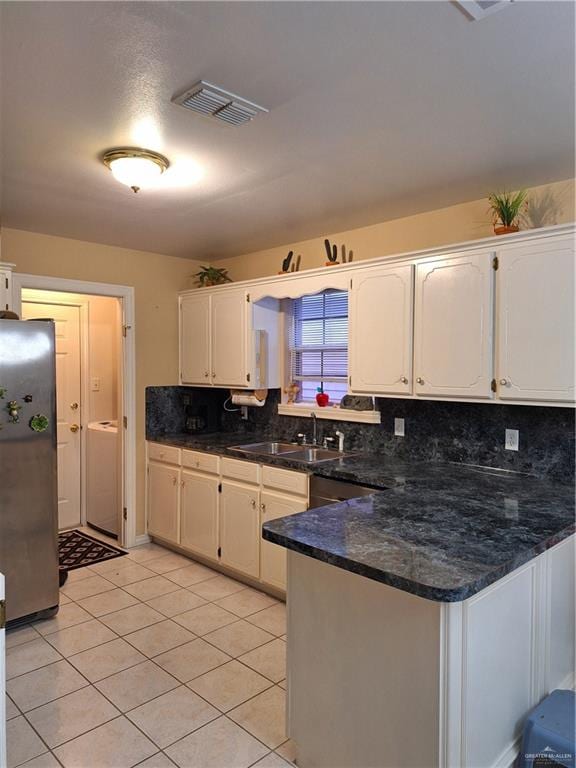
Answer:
133;534;151;547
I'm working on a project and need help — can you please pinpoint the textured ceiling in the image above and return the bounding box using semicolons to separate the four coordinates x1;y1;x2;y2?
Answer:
1;1;574;260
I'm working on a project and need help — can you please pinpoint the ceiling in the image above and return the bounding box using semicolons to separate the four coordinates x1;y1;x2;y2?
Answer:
1;1;574;261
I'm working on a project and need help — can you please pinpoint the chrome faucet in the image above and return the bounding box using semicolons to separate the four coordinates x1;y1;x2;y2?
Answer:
311;413;318;446
335;430;345;452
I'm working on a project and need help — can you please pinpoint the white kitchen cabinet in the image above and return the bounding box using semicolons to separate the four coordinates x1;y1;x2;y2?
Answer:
147;461;180;542
414;252;494;399
0;263;14;312
212;290;249;387
349;264;414;395
220;481;261;578
496;235;575;402
180;470;219;561
261;491;307;590
180;293;211;385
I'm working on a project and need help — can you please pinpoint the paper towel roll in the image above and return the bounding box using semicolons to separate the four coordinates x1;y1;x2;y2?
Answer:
231;392;266;407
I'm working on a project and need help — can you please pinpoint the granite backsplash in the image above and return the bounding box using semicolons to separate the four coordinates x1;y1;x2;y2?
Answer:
146;386;575;483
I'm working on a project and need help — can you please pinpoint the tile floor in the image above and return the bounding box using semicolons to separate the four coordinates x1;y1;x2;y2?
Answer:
5;540;295;768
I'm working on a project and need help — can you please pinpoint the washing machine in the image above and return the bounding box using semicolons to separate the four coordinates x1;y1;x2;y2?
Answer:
87;420;119;537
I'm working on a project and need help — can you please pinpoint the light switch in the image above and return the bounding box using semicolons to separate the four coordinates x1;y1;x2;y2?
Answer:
394;418;405;437
505;429;519;451
91;377;101;392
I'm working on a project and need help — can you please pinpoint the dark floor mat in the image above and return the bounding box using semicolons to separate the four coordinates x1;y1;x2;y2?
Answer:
59;529;127;571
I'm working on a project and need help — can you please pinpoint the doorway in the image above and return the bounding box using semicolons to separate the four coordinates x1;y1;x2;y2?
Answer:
13;275;136;548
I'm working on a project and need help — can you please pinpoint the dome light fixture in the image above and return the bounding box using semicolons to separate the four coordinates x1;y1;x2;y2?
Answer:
102;147;170;193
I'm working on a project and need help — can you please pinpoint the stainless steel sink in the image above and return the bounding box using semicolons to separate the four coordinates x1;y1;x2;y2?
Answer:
229;441;301;456
286;447;348;463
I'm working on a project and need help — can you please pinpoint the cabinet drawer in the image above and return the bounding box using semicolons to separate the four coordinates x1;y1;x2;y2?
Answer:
181;450;220;475
147;442;181;465
221;457;260;485
262;466;309;497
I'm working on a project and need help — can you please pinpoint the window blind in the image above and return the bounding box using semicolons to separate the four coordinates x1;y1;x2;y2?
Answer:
289;290;348;402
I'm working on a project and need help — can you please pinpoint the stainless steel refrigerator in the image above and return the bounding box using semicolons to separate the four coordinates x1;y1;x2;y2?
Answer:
0;319;59;625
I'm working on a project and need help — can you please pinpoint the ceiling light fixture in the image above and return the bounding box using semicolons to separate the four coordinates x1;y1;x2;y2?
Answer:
102;147;170;193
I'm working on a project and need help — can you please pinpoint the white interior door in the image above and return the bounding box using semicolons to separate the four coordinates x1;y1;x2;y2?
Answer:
21;300;82;530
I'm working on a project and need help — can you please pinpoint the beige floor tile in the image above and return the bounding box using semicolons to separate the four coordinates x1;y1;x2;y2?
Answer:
127;685;219;748
253;753;292;768
6;625;40;649
88;556;131;574
135;753;177;767
203;620;274;657
65;567;96;583
100;603;164;636
188;575;247;601
163;564;217;588
76;587;139;617
173;603;238;636
103;563;156;587
66;637;146;683
126;543;170;564
215;589;278;618
145;553;196;574
54;716;157;768
32;603;93;636
123;576;180;601
7;659;88;712
145;589;206;618
6;716;47;768
7;638;62;679
275;739;297;764
44;619;116;657
58;593;72;606
278;679;286;690
154;638;230;683
187;660;272;712
95;660;179;712
26;685;119;748
246;603;287;637
6;694;20;720
166;715;268;768
124;620;195;658
60;574;116;601
19;753;62;767
229;686;287;749
239;639;286;683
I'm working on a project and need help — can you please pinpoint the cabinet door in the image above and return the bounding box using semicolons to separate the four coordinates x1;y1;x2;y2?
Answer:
180;471;219;561
212;291;248;388
180;294;211;385
0;268;12;311
497;237;575;402
261;492;307;591
220;481;260;578
147;462;179;543
414;252;494;398
349;265;413;395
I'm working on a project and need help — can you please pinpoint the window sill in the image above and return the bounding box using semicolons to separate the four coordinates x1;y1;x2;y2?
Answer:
277;403;381;424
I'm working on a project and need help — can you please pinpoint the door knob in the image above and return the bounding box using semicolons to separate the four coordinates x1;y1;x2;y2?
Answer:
70;402;79;410
70;424;80;433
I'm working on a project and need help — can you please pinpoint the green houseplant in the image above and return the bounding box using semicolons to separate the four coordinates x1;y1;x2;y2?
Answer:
194;266;232;287
488;189;528;235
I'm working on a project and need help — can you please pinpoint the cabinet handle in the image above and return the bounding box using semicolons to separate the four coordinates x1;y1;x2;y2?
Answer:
416;377;424;385
400;376;408;384
212;372;216;378
180;480;185;487
260;503;266;513
251;498;257;509
204;371;209;378
172;476;178;486
499;378;509;386
195;460;200;468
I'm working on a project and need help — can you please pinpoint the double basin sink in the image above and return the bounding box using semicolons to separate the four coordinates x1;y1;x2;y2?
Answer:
229;441;352;464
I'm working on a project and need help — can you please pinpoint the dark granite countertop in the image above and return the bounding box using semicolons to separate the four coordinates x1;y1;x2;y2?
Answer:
149;432;575;602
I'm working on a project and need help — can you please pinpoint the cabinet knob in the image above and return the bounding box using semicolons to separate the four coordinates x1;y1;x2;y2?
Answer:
180;480;185;487
195;460;200;468
260;503;266;513
251;498;257;509
212;372;216;378
400;376;408;384
172;476;178;486
204;371;209;378
416;377;424;385
499;378;509;386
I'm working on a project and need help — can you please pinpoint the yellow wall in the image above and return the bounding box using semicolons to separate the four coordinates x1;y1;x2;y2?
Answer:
3;228;199;537
216;179;575;281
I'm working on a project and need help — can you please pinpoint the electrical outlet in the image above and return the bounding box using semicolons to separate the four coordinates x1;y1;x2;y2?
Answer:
240;406;248;421
394;417;405;437
505;429;519;451
504;498;519;520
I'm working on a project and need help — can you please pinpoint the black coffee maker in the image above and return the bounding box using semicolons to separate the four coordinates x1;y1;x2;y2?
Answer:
184;401;219;433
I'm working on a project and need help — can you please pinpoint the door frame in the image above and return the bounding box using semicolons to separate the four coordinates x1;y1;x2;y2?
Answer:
12;274;137;548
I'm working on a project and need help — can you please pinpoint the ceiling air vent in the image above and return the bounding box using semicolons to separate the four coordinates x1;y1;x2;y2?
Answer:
454;0;514;21
172;81;268;126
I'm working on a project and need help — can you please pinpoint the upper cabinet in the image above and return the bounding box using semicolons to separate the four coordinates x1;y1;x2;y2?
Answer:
414;252;494;399
0;262;14;312
349;264;413;395
180;290;280;389
496;234;575;403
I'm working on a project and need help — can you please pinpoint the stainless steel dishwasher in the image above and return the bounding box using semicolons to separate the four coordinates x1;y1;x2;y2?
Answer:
309;476;381;509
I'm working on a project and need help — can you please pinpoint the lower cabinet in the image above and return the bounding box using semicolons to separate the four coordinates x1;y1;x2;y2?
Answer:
180;470;219;561
147;461;180;542
220;481;261;578
261;491;308;590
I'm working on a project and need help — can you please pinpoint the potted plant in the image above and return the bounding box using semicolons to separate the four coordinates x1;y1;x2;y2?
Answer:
488;189;528;235
194;266;232;287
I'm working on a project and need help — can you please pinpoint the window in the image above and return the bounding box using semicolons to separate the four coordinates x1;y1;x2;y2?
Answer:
289;290;348;403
